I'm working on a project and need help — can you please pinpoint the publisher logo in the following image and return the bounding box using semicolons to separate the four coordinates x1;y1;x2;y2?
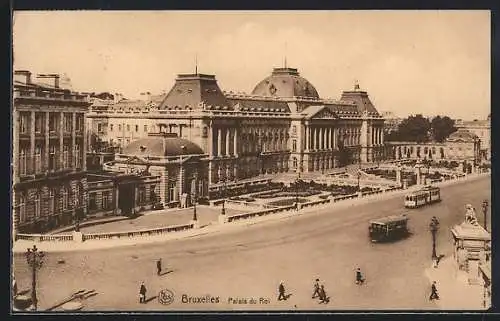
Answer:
158;289;174;305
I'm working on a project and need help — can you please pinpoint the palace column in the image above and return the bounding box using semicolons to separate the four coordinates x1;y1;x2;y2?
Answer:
217;128;222;157
305;125;310;151
59;112;64;169
30;111;35;173
44;112;49;171
225;128;230;156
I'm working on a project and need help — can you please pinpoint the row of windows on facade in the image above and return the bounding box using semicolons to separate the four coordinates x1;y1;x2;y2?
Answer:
400;146;473;154
18;112;84;134
16;186;84;223
104;123;149;133
18;144;83;175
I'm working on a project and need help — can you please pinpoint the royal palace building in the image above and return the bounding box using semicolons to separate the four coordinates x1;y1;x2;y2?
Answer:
87;66;385;187
12;71;90;234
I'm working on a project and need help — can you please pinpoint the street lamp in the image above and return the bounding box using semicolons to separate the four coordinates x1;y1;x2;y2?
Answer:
429;216;440;263
482;200;489;232
25;245;44;311
192;172;198;222
220;175;227;216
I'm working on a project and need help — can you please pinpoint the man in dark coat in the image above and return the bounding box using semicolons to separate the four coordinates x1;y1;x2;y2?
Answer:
312;278;320;299
277;281;286;301
319;285;329;304
356;268;365;285
139;282;147;303
157;258;162;276
429;281;439;300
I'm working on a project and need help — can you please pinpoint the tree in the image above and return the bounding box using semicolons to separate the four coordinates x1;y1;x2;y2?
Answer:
431;116;457;142
396;114;431;143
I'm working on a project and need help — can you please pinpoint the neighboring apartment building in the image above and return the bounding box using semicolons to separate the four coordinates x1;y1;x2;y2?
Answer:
87;66;386;186
455;115;491;161
12;71;90;235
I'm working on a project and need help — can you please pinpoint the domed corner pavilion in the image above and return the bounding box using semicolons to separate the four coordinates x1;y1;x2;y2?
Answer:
106;131;209;208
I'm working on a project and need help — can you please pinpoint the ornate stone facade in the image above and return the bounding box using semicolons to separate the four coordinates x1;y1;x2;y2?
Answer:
87;67;385;186
12;71;90;234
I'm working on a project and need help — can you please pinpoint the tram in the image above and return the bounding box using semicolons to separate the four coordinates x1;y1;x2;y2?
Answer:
369;214;410;243
404;185;441;208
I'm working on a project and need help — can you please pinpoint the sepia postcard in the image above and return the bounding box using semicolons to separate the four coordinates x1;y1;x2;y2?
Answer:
11;10;491;312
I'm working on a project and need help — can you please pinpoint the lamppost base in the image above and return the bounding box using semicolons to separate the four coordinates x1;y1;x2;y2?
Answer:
190;220;200;229
218;215;227;224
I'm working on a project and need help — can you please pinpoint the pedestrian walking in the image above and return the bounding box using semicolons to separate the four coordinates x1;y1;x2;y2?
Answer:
312;278;321;299
429;281;439;301
12;275;17;298
355;268;365;285
277;281;286;301
139;282;147;303
156;258;162;276
319;285;329;304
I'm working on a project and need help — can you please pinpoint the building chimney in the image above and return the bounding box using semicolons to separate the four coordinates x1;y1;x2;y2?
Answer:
14;70;32;84
37;73;60;88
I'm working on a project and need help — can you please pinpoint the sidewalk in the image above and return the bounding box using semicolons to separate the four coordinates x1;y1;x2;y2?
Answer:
424;257;485;310
12;173;490;254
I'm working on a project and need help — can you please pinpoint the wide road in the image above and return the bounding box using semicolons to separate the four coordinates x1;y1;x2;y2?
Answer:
13;176;490;311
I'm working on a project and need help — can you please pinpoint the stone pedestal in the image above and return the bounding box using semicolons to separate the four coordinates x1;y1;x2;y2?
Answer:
73;231;84;243
451;222;491;285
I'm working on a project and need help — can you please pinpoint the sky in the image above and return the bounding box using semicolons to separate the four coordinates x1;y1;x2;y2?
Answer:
13;10;490;120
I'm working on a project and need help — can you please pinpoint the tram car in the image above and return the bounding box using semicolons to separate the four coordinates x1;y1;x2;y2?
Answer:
404;185;441;208
369;214;409;243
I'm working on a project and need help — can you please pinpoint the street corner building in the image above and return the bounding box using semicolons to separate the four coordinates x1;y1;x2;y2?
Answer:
12;71;89;235
102;133;208;209
87;66;386;188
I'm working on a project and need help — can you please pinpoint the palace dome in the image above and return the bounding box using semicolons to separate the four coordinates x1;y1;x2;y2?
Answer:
251;67;320;99
123;135;204;157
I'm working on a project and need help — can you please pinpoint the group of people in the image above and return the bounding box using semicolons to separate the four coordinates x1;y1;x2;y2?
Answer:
278;268;366;305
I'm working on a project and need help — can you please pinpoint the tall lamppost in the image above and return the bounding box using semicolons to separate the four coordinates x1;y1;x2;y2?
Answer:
25;245;44;311
220;173;227;216
482;200;489;232
192;172;198;222
429;217;440;263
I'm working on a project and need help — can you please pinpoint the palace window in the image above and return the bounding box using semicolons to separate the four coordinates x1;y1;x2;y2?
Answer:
118;124;122;131
76;115;83;132
150;185;157;202
74;144;81;168
34;113;44;133
138;186;146;205
34;146;42;173
88;193;97;211
49;145;56;171
169;182;176;202
110;124;114;132
49;188;56;214
64;113;72;132
144;125;148;133
135;125;139;132
102;191;111;210
18;193;26;223
432;147;436;154
34;192;41;218
292;125;297;136
424;147;428;155
62;186;69;210
63;145;70;168
19;112;29;134
292;139;297;152
19;148;28;175
293;157;298;168
97;123;102;133
49;113;58;132
127;124;130;132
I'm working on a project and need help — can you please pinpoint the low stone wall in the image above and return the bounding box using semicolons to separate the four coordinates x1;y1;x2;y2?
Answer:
15;222;195;243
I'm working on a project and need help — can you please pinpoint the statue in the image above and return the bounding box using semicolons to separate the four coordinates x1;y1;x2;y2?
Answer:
464;204;479;226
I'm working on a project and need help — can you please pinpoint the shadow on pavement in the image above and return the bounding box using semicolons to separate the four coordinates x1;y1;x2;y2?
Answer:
145;296;157;304
159;270;173;276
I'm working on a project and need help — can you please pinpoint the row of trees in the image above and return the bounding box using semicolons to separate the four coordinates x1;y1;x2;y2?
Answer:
385;115;457;143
